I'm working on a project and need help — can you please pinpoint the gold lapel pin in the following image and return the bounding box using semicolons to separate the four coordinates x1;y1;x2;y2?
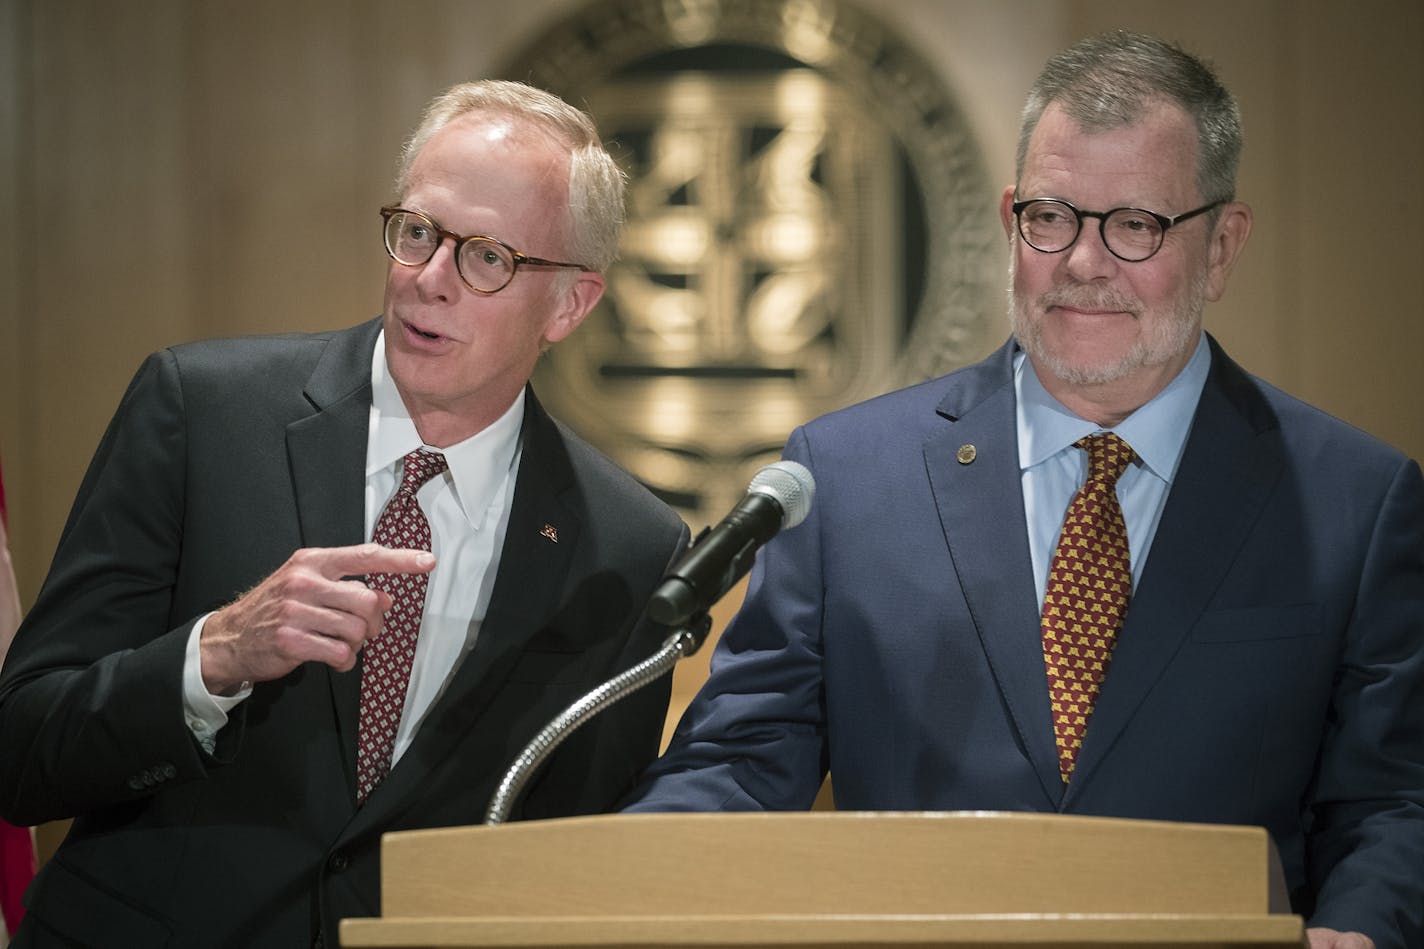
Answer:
539;523;559;543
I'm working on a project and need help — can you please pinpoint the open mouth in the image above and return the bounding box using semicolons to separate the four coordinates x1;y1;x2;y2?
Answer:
404;319;444;342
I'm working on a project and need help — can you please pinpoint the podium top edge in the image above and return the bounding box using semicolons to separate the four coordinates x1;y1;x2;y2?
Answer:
385;811;1271;842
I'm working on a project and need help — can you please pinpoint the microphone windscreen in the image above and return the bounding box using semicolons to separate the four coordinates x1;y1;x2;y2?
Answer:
747;460;815;529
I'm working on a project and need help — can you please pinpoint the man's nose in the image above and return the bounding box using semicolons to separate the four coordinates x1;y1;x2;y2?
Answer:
415;238;463;299
1061;223;1120;282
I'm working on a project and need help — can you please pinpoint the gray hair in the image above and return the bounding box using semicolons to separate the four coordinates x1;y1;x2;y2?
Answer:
396;79;627;273
1016;31;1242;204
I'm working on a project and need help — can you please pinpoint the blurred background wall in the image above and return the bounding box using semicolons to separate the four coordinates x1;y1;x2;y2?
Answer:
1;0;1421;754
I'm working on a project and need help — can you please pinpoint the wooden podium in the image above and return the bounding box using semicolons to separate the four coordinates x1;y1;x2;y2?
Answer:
340;811;1305;948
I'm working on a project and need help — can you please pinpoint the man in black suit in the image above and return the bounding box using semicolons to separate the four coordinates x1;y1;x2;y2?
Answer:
0;80;688;947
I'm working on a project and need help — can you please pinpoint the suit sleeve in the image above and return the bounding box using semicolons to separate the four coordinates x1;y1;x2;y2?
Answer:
1305;456;1424;947
622;425;829;812
0;350;220;827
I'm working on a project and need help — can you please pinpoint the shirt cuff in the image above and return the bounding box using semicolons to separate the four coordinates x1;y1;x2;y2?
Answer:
183;613;252;754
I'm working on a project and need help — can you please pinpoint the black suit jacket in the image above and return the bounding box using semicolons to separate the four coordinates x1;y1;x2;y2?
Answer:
0;319;689;947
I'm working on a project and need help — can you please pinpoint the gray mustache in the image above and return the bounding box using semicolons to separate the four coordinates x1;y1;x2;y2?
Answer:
1039;286;1140;314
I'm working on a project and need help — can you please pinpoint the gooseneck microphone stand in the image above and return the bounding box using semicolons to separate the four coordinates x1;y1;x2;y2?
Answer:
484;459;815;826
483;613;713;826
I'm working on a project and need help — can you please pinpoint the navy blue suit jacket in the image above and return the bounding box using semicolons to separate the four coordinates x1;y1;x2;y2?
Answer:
625;336;1424;948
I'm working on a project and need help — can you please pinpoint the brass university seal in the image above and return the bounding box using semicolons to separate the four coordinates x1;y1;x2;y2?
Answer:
507;0;998;519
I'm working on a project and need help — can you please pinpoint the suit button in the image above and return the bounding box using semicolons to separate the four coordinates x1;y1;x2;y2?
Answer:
327;852;349;873
127;775;145;790
160;763;177;780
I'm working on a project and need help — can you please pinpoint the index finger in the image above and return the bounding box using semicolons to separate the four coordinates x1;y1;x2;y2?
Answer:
307;543;436;579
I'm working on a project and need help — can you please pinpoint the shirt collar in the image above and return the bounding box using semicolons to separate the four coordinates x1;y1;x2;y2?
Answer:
1016;333;1211;483
367;330;524;530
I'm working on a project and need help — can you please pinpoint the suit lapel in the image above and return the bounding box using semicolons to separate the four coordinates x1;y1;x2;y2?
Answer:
349;388;581;828
285;318;381;799
287;321;378;549
1064;339;1284;801
926;341;1066;807
461;390;582;673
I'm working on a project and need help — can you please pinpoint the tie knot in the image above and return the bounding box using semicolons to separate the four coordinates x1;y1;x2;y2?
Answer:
397;448;448;497
1075;433;1134;486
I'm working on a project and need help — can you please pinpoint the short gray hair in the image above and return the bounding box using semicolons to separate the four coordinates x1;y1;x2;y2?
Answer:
1016;31;1242;204
396;79;627;273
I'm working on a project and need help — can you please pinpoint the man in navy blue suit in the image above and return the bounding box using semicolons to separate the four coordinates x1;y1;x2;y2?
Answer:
623;31;1424;949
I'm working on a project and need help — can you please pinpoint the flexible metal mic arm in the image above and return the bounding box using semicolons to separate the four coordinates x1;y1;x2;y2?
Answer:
483;613;713;826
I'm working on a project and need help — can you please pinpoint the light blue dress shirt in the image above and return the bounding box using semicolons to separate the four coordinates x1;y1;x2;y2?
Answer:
1016;334;1211;607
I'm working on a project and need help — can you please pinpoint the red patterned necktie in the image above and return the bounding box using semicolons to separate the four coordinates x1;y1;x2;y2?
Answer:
356;448;448;804
1040;433;1135;782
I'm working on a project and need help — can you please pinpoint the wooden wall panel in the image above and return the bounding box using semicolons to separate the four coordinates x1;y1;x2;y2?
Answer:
187;0;377;338
14;1;194;592
1291;0;1423;459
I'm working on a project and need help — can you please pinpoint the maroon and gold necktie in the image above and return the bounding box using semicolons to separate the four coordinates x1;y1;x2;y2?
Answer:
356;448;447;804
1041;433;1135;782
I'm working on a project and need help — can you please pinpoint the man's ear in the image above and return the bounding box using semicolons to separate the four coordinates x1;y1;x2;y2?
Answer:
1204;201;1253;302
542;270;606;347
999;185;1018;239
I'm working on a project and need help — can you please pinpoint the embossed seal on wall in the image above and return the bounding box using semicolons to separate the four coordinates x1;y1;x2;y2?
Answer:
505;0;998;520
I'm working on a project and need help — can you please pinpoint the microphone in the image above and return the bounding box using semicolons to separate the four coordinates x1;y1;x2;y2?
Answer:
485;462;813;825
646;460;815;627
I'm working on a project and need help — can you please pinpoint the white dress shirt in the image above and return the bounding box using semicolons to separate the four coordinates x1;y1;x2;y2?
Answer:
184;331;522;760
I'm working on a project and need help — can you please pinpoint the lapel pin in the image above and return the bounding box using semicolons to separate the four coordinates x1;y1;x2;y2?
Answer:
957;444;977;465
539;523;559;543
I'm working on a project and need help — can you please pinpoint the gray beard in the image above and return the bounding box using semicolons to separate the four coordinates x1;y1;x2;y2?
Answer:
1006;256;1206;386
